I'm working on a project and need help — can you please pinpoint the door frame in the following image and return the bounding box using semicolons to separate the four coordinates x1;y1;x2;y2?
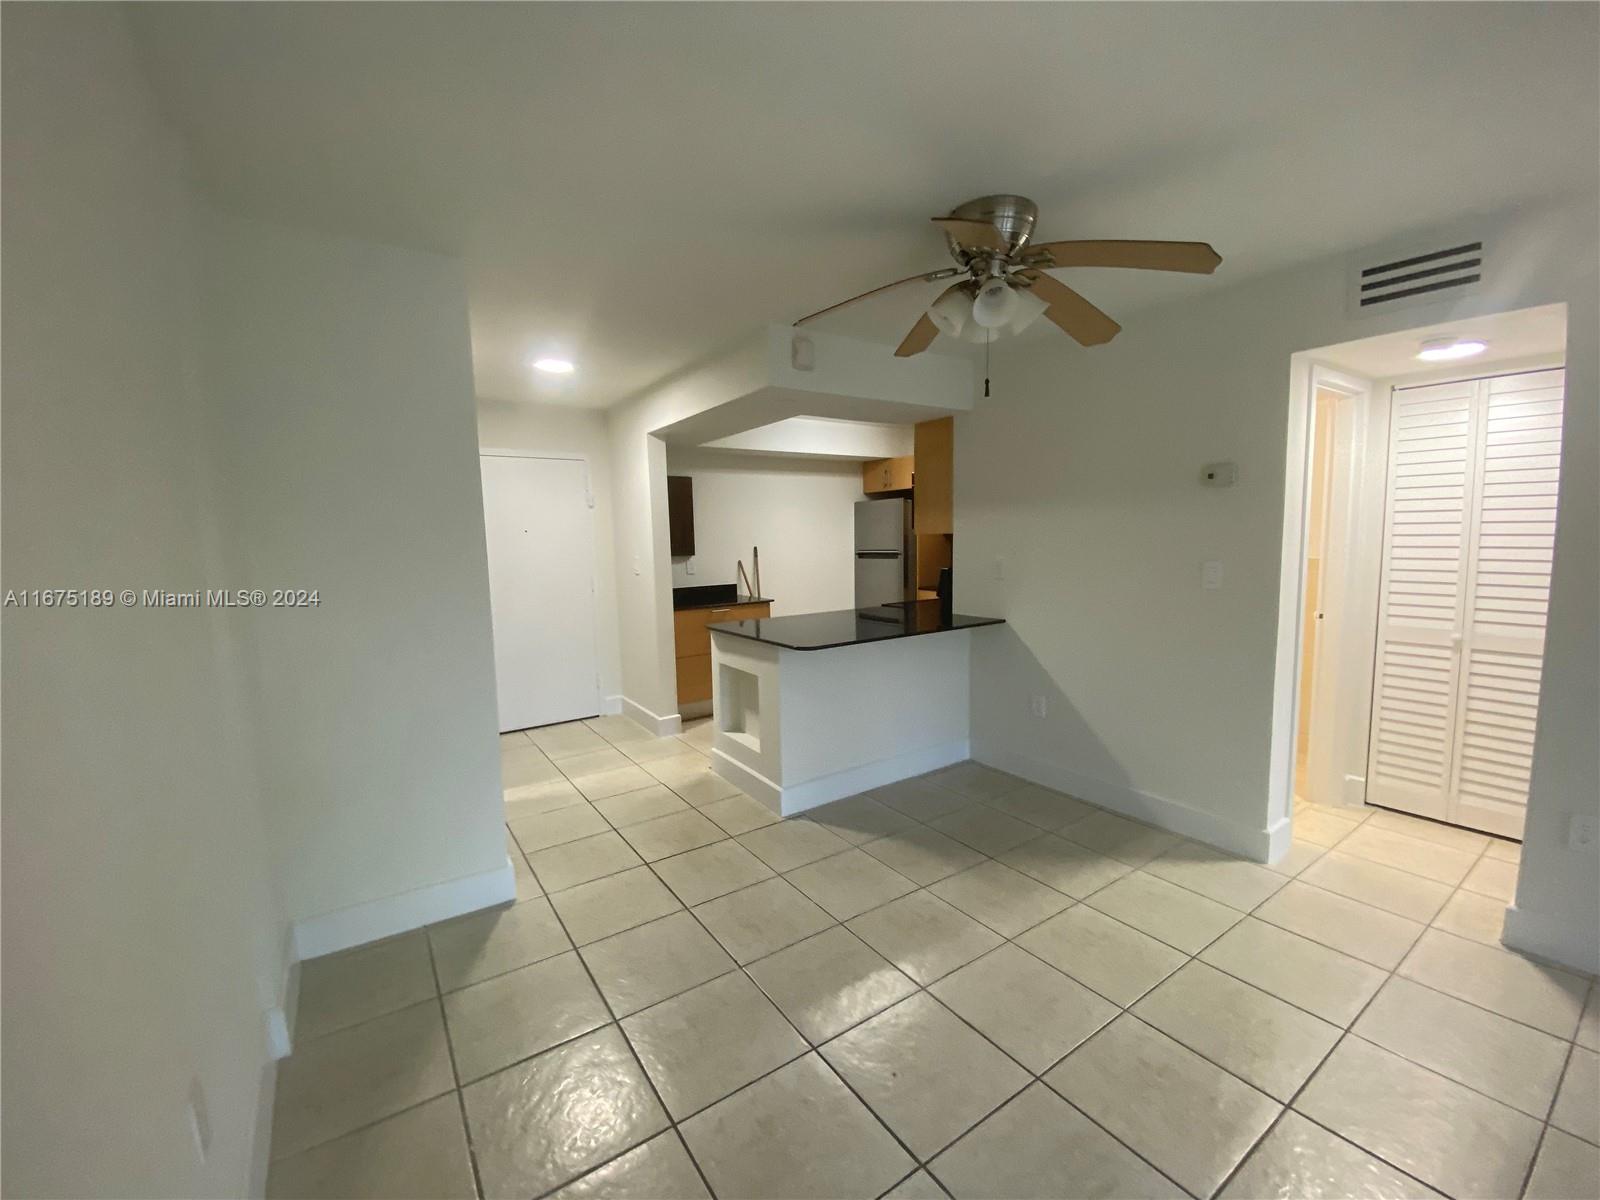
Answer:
478;448;600;731
1361;360;1566;837
1302;367;1373;810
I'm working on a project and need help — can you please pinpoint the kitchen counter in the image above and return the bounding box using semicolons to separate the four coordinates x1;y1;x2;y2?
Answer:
708;601;1003;651
706;601;1002;816
672;585;773;612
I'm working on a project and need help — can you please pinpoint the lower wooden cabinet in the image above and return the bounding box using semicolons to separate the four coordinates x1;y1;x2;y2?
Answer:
675;602;770;705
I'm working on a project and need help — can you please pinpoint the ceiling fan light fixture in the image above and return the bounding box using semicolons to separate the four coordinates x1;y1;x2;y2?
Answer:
970;277;1020;328
1416;336;1487;362
928;288;971;337
1008;286;1050;334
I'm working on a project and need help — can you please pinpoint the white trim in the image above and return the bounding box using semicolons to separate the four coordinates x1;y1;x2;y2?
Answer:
713;737;970;817
265;923;298;1061
291;858;516;961
621;695;683;737
248;1060;277;1200
1303;366;1374;811
1502;903;1600;977
974;742;1288;863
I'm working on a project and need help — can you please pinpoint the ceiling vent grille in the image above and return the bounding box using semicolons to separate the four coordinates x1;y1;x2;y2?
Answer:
1348;237;1486;317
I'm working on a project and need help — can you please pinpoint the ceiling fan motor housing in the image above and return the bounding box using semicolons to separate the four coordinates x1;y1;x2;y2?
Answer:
945;194;1039;259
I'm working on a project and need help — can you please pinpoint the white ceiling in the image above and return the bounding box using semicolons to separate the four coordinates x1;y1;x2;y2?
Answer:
1312;302;1568;380
130;4;1599;409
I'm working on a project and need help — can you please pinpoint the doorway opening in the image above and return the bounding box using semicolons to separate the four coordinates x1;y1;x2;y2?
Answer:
1278;304;1569;849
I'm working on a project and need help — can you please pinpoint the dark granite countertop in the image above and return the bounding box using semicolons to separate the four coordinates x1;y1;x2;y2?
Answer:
672;585;773;612
708;600;1003;651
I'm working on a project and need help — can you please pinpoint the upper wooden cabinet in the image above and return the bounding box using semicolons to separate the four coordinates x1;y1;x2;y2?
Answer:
862;455;914;495
667;475;695;556
913;417;953;534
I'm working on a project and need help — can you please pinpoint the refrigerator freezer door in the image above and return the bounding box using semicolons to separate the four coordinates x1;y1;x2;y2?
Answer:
855;553;905;609
854;498;908;553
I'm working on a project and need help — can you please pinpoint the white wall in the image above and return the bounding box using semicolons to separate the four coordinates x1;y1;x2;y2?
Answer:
959;196;1598;971
609;326;973;733
666;449;862;616
477;399;623;705
201;210;507;931
1;7;287;1196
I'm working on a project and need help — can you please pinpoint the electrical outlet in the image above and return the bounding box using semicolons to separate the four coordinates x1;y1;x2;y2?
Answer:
1201;560;1224;590
1567;813;1598;851
994;557;1005;581
1031;695;1048;719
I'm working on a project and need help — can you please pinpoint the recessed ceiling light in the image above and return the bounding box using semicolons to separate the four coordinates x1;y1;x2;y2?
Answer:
1416;336;1488;363
532;357;575;375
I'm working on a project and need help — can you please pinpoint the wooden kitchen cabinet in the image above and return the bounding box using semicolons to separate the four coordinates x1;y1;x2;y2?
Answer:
667;475;695;556
913;417;953;534
675;601;771;704
862;455;914;495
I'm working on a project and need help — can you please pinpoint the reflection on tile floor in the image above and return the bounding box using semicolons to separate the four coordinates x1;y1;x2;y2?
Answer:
267;717;1600;1199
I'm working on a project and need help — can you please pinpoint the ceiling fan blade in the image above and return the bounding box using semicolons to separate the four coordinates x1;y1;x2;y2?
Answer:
1027;239;1222;274
931;217;1008;253
893;282;967;357
1019;271;1122;346
794;267;959;326
894;311;940;358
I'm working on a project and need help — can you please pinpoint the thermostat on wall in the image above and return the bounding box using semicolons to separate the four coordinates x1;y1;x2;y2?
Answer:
1201;461;1238;487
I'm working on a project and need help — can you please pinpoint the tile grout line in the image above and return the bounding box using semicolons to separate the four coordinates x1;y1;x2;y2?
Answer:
587;760;1238;1195
537;743;1580;1187
328;731;1566;1198
421;928;488;1200
1227;832;1573;1200
523;857;724;1200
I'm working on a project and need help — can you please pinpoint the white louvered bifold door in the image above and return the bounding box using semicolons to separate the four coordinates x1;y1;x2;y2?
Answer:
1365;368;1564;838
1448;369;1565;837
1366;379;1478;822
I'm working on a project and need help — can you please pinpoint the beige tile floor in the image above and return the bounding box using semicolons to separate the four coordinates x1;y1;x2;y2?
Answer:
267;717;1600;1199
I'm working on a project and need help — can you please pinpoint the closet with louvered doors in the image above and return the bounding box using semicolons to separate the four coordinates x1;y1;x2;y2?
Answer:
1365;367;1564;839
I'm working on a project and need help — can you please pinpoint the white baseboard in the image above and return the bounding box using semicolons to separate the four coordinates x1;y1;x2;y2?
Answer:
292;858;516;961
713;738;970;818
601;694;624;716
973;742;1277;862
621;695;683;738
1502;903;1600;977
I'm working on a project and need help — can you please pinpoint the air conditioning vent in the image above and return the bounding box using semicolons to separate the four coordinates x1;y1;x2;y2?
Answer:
1347;236;1486;317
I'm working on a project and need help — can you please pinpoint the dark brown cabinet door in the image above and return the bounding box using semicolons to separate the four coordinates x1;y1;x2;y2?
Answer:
667;475;695;556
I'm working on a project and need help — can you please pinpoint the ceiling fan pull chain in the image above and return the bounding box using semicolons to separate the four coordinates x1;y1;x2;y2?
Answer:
984;334;991;398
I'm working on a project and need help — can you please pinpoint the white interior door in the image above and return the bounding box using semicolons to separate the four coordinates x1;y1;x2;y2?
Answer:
1448;369;1565;837
480;453;600;733
1366;368;1564;837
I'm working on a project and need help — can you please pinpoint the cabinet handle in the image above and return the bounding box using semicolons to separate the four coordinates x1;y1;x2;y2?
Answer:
710;608;731;614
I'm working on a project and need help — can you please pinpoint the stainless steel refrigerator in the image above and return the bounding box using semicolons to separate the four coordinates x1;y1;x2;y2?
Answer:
854;497;912;608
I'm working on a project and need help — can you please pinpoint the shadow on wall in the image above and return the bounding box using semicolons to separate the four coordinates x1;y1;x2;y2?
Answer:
970;625;1134;806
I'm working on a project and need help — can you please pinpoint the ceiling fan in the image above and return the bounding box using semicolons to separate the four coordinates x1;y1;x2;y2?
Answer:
794;194;1222;357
